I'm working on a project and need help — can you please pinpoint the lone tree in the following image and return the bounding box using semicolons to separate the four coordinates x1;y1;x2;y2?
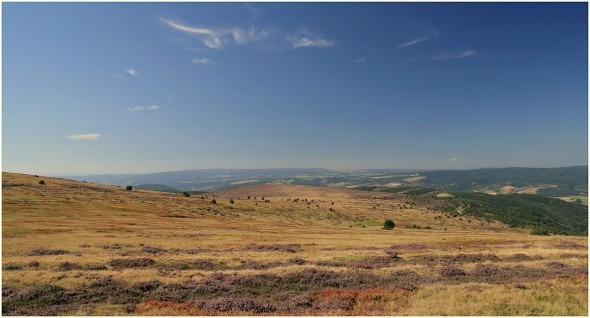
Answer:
183;192;190;198
211;198;217;204
126;185;133;191
383;219;396;230
230;198;235;204
39;180;45;185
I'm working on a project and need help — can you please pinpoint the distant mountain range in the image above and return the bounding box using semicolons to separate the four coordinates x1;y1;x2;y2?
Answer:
66;166;588;200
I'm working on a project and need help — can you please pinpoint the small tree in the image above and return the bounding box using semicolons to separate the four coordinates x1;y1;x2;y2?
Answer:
383;219;396;230
183;192;190;198
126;185;133;191
211;198;217;204
39;180;45;185
230;198;234;204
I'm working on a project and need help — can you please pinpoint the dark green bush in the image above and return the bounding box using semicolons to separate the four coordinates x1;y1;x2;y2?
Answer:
383;219;396;230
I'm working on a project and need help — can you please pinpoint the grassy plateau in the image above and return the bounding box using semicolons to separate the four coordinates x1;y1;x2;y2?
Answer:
2;172;588;315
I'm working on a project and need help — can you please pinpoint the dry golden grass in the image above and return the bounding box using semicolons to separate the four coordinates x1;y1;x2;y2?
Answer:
2;172;588;315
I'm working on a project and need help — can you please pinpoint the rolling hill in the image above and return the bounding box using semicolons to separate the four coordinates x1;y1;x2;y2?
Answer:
65;166;588;200
2;172;587;315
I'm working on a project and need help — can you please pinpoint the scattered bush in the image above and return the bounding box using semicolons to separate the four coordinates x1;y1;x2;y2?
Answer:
183;192;190;198
211;198;217;204
126;185;133;191
85;264;108;271
242;244;302;253
504;253;540;262
531;227;550;235
27;249;69;256
230;198;234;204
195;297;277;313
57;262;82;271
38;180;46;185
288;257;308;265
316;288;358;311
141;246;167;254
3;264;23;270
28;261;40;268
438;265;466;277
383;219;396;230
108;258;155;268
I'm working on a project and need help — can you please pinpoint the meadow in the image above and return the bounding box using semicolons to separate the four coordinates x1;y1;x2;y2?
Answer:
2;172;587;315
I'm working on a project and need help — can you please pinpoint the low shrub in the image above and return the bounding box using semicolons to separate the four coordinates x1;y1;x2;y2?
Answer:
141;246;168;254
438;265;466;277
195;297;277;313
28;261;40;268
57;262;82;271
108;258;155;268
242;244;302;253
27;249;69;256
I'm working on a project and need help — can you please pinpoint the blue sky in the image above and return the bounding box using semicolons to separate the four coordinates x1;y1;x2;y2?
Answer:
3;2;588;175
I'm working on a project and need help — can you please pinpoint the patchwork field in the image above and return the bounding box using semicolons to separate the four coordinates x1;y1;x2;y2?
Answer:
2;172;588;315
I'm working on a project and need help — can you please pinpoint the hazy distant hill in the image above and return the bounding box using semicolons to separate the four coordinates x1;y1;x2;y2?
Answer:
66;166;587;199
135;184;182;193
417;166;588;196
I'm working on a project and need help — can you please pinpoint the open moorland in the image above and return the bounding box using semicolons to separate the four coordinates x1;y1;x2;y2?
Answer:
2;172;588;315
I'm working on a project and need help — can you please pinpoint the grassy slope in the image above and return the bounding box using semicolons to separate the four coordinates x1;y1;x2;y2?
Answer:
2;172;587;315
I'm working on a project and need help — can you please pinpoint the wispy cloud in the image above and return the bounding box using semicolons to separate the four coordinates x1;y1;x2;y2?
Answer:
129;105;160;112
126;69;140;77
129;106;145;112
431;50;477;61
66;134;101;141
161;17;334;52
292;37;335;49
355;56;369;63
165;95;174;103
449;157;458;161
160;18;268;49
113;72;125;79
397;30;439;49
191;57;214;65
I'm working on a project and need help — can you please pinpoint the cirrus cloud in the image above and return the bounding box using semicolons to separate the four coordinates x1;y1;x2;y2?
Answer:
66;134;101;140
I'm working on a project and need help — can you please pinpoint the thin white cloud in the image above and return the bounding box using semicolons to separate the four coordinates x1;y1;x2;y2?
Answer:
397;30;439;49
449;157;458;161
160;18;269;49
126;69;140;77
160;18;223;49
431;50;477;61
355;56;369;63
66;134;101;141
129;106;145;112
292;37;335;49
129;105;160;112
113;73;125;79
192;57;214;65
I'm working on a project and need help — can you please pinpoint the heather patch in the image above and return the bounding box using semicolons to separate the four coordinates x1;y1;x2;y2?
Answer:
242;244;302;253
57;262;82;271
438;265;466;277
141;246;168;254
503;253;542;262
27;249;69;256
108;258;155;268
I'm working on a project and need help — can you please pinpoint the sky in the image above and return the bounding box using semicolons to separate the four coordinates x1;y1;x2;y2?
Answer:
3;2;588;175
